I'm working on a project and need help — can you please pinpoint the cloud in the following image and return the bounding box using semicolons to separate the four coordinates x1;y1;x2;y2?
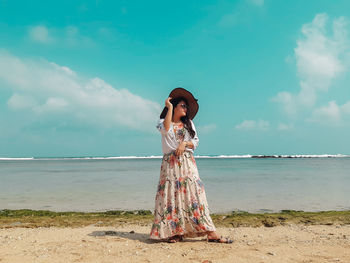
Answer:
271;91;297;117
272;13;350;117
307;100;350;124
64;26;94;46
235;119;269;130
27;25;93;47
277;123;294;131
197;124;217;134
218;0;263;27
28;25;52;44
307;100;341;124
7;93;37;110
0;50;161;132
341;101;350;114
50;62;76;76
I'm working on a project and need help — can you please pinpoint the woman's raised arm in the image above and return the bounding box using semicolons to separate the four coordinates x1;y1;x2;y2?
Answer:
163;97;173;132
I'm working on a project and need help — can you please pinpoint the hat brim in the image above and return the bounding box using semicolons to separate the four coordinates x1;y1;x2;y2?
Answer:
160;87;199;120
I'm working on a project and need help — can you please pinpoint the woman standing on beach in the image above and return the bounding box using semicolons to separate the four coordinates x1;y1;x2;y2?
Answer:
149;88;232;243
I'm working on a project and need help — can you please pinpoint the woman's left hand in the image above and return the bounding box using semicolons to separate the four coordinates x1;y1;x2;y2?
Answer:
175;141;187;156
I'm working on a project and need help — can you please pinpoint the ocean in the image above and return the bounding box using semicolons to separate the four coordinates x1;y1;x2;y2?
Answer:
1;155;349;213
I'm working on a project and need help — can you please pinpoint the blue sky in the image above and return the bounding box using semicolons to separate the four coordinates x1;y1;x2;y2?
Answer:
1;0;350;157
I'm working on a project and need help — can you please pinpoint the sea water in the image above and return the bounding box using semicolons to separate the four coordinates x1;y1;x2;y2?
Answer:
0;156;349;213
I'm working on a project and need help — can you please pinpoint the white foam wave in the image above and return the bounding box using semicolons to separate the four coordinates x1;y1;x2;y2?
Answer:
0;157;34;160
0;154;349;160
195;155;252;158
35;156;163;160
88;156;163;159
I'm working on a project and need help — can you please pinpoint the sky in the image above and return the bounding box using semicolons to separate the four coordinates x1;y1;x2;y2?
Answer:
1;0;350;157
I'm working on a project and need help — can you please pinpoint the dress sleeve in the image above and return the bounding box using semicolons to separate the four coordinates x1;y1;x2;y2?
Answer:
156;119;171;135
189;120;199;150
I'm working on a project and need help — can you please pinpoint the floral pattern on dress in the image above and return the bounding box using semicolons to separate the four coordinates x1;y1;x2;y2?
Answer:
173;122;186;143
150;150;216;240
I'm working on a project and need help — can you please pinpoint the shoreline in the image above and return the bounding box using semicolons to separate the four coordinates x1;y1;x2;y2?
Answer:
1;209;350;228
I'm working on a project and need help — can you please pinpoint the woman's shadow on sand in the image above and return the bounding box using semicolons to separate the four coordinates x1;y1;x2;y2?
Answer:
88;230;204;244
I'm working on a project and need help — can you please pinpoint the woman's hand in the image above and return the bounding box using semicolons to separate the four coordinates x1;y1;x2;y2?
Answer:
165;97;173;109
175;141;187;156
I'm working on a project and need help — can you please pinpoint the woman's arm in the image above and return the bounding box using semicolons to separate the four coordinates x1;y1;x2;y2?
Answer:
163;97;173;132
175;140;195;156
175;141;189;156
184;141;194;149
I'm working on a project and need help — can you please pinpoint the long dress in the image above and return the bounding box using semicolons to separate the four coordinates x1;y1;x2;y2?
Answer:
149;122;216;239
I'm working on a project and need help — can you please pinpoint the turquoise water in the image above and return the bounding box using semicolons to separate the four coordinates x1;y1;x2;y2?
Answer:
0;157;349;213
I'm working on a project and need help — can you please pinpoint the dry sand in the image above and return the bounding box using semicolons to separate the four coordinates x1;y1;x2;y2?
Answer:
1;224;350;263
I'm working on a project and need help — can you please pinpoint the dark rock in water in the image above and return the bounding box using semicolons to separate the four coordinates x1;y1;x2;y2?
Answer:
129;230;135;234
252;155;277;158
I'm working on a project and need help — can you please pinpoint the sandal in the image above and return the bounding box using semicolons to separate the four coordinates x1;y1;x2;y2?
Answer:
167;235;184;243
207;236;233;244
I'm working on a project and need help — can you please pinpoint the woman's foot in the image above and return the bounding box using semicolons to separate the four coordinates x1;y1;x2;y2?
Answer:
167;235;183;243
207;232;233;244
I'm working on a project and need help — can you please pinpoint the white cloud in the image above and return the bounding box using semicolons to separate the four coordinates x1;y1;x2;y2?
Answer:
218;0;263;27
197;124;217;134
236;120;255;129
34;97;69;113
277;123;294;131
50;62;76;76
235;119;269;130
307;100;341;123
271;91;297;117
272;13;350;117
7;93;38;110
341;101;350;114
27;25;93;47
0;50;161;132
64;26;94;47
307;100;350;124
28;25;52;44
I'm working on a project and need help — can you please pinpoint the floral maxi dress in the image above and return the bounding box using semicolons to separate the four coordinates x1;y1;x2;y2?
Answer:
150;122;216;239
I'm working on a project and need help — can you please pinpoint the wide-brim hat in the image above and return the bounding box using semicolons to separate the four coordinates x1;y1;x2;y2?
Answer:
160;87;199;120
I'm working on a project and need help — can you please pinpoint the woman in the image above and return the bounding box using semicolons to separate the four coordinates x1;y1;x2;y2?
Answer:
149;87;232;243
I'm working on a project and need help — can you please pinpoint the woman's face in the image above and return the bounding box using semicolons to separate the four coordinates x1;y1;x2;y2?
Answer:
174;100;188;117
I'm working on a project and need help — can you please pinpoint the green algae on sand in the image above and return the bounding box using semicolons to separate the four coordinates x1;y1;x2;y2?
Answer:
1;209;350;228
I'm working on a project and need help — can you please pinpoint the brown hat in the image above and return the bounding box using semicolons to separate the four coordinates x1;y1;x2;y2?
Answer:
160;87;199;120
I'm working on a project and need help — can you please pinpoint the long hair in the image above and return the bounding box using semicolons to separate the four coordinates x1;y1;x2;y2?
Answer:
170;97;196;138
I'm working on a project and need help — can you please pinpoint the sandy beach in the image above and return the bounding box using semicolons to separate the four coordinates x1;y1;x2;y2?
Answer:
1;223;350;263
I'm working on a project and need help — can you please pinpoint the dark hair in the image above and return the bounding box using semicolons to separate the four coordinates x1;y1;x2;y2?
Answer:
171;97;196;138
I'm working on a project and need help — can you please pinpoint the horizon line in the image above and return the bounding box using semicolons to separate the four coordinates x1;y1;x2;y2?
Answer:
0;154;349;160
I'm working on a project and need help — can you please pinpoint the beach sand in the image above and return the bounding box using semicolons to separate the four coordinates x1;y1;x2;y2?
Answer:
1;224;350;263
